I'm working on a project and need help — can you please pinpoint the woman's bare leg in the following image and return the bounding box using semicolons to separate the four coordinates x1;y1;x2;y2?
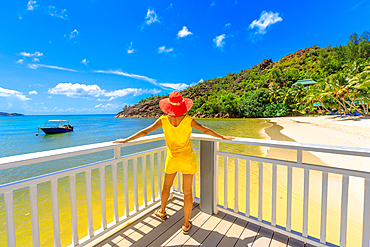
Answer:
160;172;177;214
182;174;194;227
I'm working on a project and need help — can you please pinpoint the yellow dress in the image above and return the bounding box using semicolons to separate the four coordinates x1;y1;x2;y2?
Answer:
160;115;197;174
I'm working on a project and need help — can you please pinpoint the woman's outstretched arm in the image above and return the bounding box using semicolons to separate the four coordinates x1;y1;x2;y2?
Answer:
113;118;162;143
191;119;234;140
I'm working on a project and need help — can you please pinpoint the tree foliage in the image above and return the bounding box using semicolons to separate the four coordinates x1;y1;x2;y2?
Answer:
137;31;370;117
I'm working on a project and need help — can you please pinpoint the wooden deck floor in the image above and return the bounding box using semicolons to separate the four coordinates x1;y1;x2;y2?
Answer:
95;199;313;247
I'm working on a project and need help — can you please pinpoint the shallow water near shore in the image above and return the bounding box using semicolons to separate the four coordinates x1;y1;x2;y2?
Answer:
0;115;362;246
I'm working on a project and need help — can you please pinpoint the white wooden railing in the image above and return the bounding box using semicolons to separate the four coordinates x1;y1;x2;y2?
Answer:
189;134;370;247
1;133;370;246
0;134;169;247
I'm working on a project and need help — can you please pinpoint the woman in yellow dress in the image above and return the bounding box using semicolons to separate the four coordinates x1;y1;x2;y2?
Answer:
114;91;233;234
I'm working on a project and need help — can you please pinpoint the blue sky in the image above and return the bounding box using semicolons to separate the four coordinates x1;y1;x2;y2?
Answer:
0;0;369;114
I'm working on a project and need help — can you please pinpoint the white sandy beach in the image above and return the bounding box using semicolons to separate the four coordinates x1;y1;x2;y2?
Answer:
267;115;370;170
264;115;370;246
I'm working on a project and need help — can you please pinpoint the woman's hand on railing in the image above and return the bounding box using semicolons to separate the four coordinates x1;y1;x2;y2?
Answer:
113;139;128;143
222;136;234;140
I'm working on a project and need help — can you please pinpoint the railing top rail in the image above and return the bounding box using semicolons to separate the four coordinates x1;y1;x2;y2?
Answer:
1;132;369;171
0;134;165;170
190;133;370;158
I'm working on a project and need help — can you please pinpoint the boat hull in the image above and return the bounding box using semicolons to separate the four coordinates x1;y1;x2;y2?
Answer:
40;127;74;134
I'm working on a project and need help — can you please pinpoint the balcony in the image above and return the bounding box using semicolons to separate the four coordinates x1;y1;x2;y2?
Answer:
0;134;370;246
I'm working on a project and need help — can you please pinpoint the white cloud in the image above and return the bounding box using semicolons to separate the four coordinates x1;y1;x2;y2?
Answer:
29;90;38;95
210;1;216;7
66;29;79;39
127;42;135;54
47;96;52;99
249;11;282;34
33;58;39;62
27;64;38;69
213;34;226;48
158;46;174;53
94;70;157;85
105;88;161;101
94;102;124;110
50;102;129;113
159;83;189;90
52;107;77;113
0;87;30;100
160;78;203;90
144;9;159;25
48;82;161;101
191;78;203;87
16;59;24;64
27;0;38;10
48;6;68;20
349;0;367;11
20;51;43;57
177;26;193;38
81;59;89;66
27;64;78;72
48;83;103;98
224;23;231;29
166;3;173;10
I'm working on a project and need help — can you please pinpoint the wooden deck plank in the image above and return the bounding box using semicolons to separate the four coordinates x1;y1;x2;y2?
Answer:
199;214;236;246
217;218;248;247
100;243;115;247
146;206;201;247
117;217;162;246
164;211;211;246
114;208;177;247
182;212;226;246
269;232;289;247
287;237;305;247
125;201;198;247
94;200;184;247
305;243;317;247
95;200;314;247
251;227;273;247
128;201;196;247
234;222;260;247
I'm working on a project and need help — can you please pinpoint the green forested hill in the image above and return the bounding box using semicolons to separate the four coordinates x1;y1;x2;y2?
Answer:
117;31;370;118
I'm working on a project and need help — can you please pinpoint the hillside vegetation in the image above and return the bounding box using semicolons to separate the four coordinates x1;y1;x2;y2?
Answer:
0;112;24;116
117;31;370;118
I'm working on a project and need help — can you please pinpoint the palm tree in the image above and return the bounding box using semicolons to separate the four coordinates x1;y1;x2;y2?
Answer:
348;65;370;115
276;87;290;105
304;84;331;113
268;86;279;103
287;84;308;113
342;59;367;76
324;73;352;115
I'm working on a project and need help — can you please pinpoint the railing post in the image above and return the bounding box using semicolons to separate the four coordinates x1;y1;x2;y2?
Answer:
200;140;216;215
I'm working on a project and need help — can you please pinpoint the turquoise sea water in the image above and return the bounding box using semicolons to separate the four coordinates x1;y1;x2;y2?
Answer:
0;115;269;185
0;115;270;246
0;115;165;185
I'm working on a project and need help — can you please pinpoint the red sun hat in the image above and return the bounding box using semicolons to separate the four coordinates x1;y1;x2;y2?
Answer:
159;91;193;117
